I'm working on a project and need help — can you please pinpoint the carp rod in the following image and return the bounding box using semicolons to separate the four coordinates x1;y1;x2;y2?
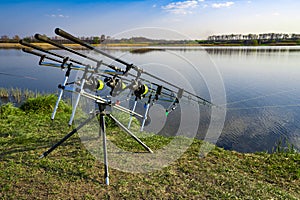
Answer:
33;28;214;107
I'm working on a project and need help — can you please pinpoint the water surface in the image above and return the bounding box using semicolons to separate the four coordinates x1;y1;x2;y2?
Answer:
1;47;300;153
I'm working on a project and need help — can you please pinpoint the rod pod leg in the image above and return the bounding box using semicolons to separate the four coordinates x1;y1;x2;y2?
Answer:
98;104;109;185
40;111;98;159
108;114;153;153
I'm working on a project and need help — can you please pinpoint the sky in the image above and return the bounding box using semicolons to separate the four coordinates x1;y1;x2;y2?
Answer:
1;0;300;39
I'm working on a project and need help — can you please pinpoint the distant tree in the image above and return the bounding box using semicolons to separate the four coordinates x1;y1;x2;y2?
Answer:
251;39;259;46
100;34;106;43
92;36;100;44
0;35;9;42
206;32;300;45
23;37;31;43
12;35;20;42
282;34;289;40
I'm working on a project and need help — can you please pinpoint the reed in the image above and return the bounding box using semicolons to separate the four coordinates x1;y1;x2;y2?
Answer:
11;88;22;103
0;88;46;104
0;88;9;98
23;88;35;99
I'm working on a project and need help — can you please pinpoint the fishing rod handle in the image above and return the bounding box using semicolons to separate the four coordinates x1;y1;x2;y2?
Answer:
55;28;133;68
55;28;91;50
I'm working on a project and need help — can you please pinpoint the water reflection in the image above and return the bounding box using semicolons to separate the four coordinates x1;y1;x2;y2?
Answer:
205;46;300;55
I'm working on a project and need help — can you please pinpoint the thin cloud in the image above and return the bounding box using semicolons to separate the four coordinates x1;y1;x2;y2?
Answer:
46;14;69;18
212;1;234;8
161;0;201;15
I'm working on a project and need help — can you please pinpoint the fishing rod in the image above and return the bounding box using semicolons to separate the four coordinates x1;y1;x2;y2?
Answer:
22;45;178;119
22;48;144;120
21;48;123;76
54;28;214;107
20;40;86;67
55;28;134;74
22;46;205;123
21;47;170;103
30;29;213;108
22;42;211;131
34;34;125;74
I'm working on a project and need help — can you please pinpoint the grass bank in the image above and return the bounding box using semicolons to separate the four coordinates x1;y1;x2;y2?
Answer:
0;95;299;199
0;43;152;50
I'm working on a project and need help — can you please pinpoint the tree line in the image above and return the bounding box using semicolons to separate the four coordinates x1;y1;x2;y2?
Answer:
207;33;300;42
0;34;195;45
193;33;300;46
2;32;300;45
0;34;107;44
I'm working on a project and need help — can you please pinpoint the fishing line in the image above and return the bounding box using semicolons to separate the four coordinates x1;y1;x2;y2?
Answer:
0;72;38;80
227;103;300;111
221;87;300;107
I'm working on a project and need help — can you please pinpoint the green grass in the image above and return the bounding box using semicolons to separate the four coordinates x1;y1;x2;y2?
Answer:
0;95;299;199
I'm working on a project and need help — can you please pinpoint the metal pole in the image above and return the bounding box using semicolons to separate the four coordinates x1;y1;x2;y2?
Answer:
52;65;72;120
140;103;150;132
39;111;98;159
109;114;153;153
127;98;138;129
99;104;109;185
68;79;85;126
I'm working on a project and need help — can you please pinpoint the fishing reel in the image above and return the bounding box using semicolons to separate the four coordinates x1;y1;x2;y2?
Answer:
83;76;105;91
130;80;149;99
104;76;126;96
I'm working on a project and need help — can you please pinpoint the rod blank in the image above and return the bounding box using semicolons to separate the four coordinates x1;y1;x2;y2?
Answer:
55;28;131;68
54;28;214;106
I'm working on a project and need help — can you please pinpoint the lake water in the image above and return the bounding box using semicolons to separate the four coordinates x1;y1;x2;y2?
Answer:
1;47;300;153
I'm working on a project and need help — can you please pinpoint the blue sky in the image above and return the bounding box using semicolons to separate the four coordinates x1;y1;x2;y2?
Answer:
1;0;300;39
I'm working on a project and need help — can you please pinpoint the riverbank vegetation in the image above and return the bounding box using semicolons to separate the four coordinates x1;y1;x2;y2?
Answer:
2;32;300;49
199;33;300;46
0;95;299;199
0;87;43;104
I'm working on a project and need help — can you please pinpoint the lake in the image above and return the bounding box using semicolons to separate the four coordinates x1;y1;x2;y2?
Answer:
1;47;300;153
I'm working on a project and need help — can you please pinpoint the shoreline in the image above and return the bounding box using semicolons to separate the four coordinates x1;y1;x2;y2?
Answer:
1;42;300;50
0;42;152;50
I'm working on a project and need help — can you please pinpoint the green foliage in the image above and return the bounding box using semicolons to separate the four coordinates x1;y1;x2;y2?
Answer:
251;39;259;46
0;103;23;119
20;94;71;114
92;36;100;44
272;137;296;154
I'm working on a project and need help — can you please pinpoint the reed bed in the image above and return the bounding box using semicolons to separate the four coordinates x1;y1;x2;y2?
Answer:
0;88;9;98
0;87;43;104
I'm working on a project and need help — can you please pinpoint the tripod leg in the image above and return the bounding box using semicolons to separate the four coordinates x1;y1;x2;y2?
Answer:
99;105;109;185
40;112;97;159
108;114;153;153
